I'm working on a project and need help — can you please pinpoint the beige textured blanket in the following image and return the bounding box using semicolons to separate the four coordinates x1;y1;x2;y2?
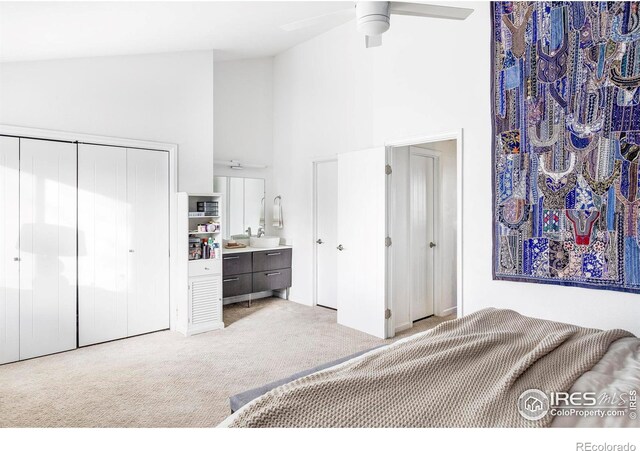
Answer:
225;308;632;428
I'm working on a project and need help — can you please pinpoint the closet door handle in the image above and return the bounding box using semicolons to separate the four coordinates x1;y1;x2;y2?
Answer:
316;239;323;244
266;272;281;277
223;277;239;282
429;242;436;248
223;256;240;260
337;244;344;251
13;257;20;261
267;252;281;256
129;249;135;253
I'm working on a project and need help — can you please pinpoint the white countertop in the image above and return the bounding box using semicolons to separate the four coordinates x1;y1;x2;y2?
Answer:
222;244;292;255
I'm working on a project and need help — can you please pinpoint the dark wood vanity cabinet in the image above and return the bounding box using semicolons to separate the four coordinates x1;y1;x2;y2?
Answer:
222;248;292;299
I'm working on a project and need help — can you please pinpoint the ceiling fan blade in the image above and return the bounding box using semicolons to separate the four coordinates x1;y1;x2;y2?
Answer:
389;2;473;20
280;7;354;32
365;34;383;48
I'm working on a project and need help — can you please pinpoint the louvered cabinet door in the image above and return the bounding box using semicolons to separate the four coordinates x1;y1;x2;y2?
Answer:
188;275;224;335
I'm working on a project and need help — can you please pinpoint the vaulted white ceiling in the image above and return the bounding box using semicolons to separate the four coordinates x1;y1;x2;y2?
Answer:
0;1;354;63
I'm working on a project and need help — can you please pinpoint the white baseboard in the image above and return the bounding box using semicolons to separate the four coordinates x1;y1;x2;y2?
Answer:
438;306;457;317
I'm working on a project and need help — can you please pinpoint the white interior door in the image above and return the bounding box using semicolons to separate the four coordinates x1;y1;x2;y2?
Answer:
78;144;128;346
0;136;20;364
336;147;387;338
410;152;436;321
19;138;77;360
315;159;338;309
127;148;170;336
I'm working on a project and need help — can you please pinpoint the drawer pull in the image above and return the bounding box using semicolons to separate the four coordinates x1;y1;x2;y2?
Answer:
224;256;240;260
266;272;281;277
204;267;211;271
267;252;281;256
223;277;240;282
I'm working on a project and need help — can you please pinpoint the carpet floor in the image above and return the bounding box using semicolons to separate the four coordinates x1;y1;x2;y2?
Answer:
0;298;453;427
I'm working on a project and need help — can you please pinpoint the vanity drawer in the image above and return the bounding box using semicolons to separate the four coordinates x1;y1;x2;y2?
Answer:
222;252;252;276
252;248;292;272
222;273;253;298
189;259;221;277
252;268;292;292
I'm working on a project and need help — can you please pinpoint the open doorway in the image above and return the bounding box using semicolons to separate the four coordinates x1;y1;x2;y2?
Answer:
387;135;461;335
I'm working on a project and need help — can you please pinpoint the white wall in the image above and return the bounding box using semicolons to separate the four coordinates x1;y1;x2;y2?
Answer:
272;1;640;336
213;57;277;234
0;51;214;193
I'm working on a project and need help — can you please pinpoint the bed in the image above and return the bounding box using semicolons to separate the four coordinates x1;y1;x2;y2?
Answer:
219;308;640;428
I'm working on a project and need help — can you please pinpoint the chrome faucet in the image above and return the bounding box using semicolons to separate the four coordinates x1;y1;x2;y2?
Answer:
245;226;252;237
257;226;265;238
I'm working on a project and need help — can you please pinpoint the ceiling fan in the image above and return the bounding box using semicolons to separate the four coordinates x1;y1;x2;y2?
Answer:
281;2;474;48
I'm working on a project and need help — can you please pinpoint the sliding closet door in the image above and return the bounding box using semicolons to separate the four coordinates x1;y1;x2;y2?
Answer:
0;137;20;364
336;147;387;339
78;144;128;346
127;148;170;336
19;138;77;360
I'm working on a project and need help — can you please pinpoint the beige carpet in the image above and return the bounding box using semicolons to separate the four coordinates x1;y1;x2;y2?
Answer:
0;298;453;428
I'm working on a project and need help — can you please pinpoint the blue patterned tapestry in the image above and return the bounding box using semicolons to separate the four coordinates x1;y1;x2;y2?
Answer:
492;2;640;293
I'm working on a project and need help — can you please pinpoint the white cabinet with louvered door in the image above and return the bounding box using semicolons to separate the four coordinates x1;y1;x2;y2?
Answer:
0;136;20;364
176;192;224;336
188;273;223;335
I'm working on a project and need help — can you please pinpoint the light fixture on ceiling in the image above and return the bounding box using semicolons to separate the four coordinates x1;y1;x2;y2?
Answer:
214;159;268;170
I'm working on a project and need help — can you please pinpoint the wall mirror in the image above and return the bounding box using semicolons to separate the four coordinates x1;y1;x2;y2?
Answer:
214;176;265;238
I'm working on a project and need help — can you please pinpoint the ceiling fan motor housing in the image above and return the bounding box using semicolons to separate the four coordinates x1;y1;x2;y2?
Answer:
356;1;391;36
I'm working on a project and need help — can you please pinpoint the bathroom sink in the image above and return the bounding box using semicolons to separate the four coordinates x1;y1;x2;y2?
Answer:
228;235;250;246
250;236;281;248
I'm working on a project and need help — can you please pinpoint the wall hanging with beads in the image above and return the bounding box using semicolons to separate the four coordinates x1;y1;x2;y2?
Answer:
492;1;640;293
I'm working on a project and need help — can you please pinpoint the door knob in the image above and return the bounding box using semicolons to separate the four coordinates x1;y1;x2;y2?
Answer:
316;239;323;244
429;242;436;248
337;244;344;251
129;249;135;253
13;257;20;261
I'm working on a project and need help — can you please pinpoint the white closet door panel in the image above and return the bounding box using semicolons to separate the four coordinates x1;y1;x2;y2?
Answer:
127;148;169;336
0;137;20;364
336;147;387;338
315;160;338;309
78;144;128;346
410;153;435;320
19;138;77;360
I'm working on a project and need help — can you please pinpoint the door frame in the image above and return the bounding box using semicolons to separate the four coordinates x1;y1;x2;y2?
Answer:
385;129;464;338
0;124;179;331
312;156;338;308
408;147;441;323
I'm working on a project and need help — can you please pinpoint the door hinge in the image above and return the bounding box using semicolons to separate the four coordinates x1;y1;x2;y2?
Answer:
385;164;392;175
385;309;392;319
385;236;392;247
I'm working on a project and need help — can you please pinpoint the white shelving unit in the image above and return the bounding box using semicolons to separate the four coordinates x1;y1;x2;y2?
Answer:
176;192;225;336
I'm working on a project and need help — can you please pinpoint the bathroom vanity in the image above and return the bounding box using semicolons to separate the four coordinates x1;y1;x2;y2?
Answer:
222;246;292;305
